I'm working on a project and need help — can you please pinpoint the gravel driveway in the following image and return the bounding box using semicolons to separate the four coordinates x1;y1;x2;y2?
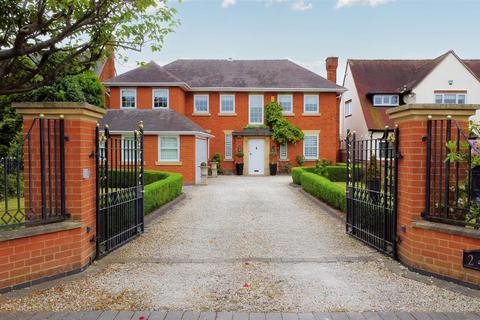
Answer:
1;176;480;312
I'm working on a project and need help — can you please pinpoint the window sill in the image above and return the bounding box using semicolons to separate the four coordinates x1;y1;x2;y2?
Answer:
0;221;83;242
302;113;321;117
153;107;169;110
192;112;211;116
223;159;234;162
282;113;295;117
279;159;290;162
412;220;480;239
155;161;183;166
218;113;237;117
304;158;319;161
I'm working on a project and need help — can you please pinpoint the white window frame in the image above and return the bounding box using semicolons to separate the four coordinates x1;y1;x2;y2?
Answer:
121;135;139;163
225;133;233;160
220;94;235;114
158;135;180;162
344;101;352;117
373;94;399;106
278;94;293;114
249;94;264;125
434;93;467;104
303;94;319;114
152;88;169;109
279;143;288;160
194;94;210;113
120;88;136;109
303;134;319;160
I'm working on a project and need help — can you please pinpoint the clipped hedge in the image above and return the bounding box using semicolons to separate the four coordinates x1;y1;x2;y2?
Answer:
292;167;316;185
300;172;346;212
324;166;346;182
144;171;183;215
106;169;183;215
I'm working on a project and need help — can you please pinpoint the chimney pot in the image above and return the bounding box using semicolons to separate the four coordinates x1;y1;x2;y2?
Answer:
326;57;339;84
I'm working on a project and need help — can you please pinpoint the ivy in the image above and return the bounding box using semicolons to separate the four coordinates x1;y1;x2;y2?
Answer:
265;101;304;145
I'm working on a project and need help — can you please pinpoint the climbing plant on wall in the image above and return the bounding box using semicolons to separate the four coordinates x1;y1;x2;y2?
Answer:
265;101;304;144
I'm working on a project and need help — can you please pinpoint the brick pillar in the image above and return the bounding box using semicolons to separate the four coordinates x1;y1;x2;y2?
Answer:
15;102;106;266
386;104;478;280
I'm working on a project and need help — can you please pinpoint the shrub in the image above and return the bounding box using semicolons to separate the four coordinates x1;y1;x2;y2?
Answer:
104;169;183;215
295;155;305;166
336;162;347;167
144;171;183;215
324;166;347;182
292;166;316;185
301;172;346;212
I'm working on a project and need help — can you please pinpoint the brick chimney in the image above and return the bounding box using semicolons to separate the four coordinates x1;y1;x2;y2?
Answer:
325;57;338;84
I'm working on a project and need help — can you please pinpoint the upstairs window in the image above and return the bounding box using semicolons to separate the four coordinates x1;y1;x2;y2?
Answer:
344;101;352;117
435;93;466;104
220;95;235;113
121;89;136;108
373;95;399;106
304;95;319;113
153;89;169;109
249;95;264;124
278;95;293;114
194;95;209;113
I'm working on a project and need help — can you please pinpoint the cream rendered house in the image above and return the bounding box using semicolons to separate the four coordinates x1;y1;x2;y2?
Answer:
340;50;480;139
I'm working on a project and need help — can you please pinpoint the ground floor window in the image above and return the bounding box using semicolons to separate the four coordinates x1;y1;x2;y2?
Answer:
279;143;288;160
158;136;180;161
303;134;318;160
225;133;233;160
121;135;139;162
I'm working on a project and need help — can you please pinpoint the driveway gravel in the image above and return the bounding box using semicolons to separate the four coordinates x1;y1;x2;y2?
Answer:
1;176;480;312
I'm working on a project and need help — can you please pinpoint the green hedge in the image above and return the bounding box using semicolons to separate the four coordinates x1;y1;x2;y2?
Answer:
105;169;183;215
301;172;346;212
324;166;346;182
144;171;183;215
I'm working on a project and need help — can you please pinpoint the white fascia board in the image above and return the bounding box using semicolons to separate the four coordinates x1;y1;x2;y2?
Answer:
109;130;214;138
189;87;347;93
103;82;191;90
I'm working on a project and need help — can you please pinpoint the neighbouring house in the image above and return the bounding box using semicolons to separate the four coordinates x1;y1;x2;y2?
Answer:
340;50;480;139
101;58;346;184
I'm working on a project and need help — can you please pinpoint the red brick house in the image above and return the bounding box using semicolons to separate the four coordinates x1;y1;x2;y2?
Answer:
101;58;345;184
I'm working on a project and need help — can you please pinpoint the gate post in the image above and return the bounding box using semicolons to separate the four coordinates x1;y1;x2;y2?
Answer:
386;104;479;285
15;102;106;266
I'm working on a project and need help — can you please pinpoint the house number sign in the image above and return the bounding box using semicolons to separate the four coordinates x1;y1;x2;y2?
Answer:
464;250;480;271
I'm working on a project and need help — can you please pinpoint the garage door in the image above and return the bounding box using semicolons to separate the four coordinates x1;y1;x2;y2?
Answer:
195;138;207;184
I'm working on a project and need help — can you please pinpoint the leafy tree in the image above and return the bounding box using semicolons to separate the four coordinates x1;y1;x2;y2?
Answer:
0;0;178;95
265;101;304;145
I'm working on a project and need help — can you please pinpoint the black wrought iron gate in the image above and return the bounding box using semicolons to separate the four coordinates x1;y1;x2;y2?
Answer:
345;127;400;258
95;124;144;258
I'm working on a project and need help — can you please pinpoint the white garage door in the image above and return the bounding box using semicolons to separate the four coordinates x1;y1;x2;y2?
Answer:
195;138;207;184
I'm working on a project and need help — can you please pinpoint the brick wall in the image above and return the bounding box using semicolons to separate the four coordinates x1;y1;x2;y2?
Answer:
389;105;480;287
1;103;104;292
105;86;340;174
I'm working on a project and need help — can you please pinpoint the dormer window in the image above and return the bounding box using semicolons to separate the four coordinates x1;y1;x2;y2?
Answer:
373;95;399;107
434;93;466;104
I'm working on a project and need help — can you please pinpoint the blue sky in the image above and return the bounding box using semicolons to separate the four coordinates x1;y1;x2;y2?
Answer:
118;0;480;83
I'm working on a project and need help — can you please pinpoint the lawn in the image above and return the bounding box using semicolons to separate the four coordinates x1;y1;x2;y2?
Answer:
0;197;25;225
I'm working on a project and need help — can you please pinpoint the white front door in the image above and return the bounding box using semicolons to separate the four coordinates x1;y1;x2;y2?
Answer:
195;138;207;184
248;139;265;175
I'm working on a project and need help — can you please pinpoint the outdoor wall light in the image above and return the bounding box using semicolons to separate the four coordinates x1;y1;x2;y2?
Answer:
448;80;454;85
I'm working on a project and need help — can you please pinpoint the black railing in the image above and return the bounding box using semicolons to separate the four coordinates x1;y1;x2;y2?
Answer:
96;123;144;258
346;127;399;258
0;117;67;230
423;117;480;229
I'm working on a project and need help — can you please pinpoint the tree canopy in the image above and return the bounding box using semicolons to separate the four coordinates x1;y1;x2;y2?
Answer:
0;0;178;95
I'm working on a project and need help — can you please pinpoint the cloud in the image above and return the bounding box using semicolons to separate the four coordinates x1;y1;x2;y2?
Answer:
291;0;313;11
261;0;288;8
335;0;391;8
221;0;236;8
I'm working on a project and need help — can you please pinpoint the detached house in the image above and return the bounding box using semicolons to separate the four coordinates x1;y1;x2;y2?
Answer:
340;50;480;139
102;58;345;184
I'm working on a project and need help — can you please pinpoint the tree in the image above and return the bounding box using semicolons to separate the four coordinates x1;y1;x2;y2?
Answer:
0;0;178;95
265;101;304;145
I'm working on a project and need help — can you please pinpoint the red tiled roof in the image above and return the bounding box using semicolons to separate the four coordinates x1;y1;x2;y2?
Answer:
349;51;480;130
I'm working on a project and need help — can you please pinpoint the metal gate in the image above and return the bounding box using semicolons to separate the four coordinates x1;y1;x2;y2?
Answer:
95;123;144;258
345;127;400;258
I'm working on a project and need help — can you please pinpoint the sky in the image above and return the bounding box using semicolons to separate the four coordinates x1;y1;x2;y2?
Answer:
117;0;480;84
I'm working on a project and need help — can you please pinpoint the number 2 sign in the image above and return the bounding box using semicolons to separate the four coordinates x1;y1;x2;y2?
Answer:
464;250;480;271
